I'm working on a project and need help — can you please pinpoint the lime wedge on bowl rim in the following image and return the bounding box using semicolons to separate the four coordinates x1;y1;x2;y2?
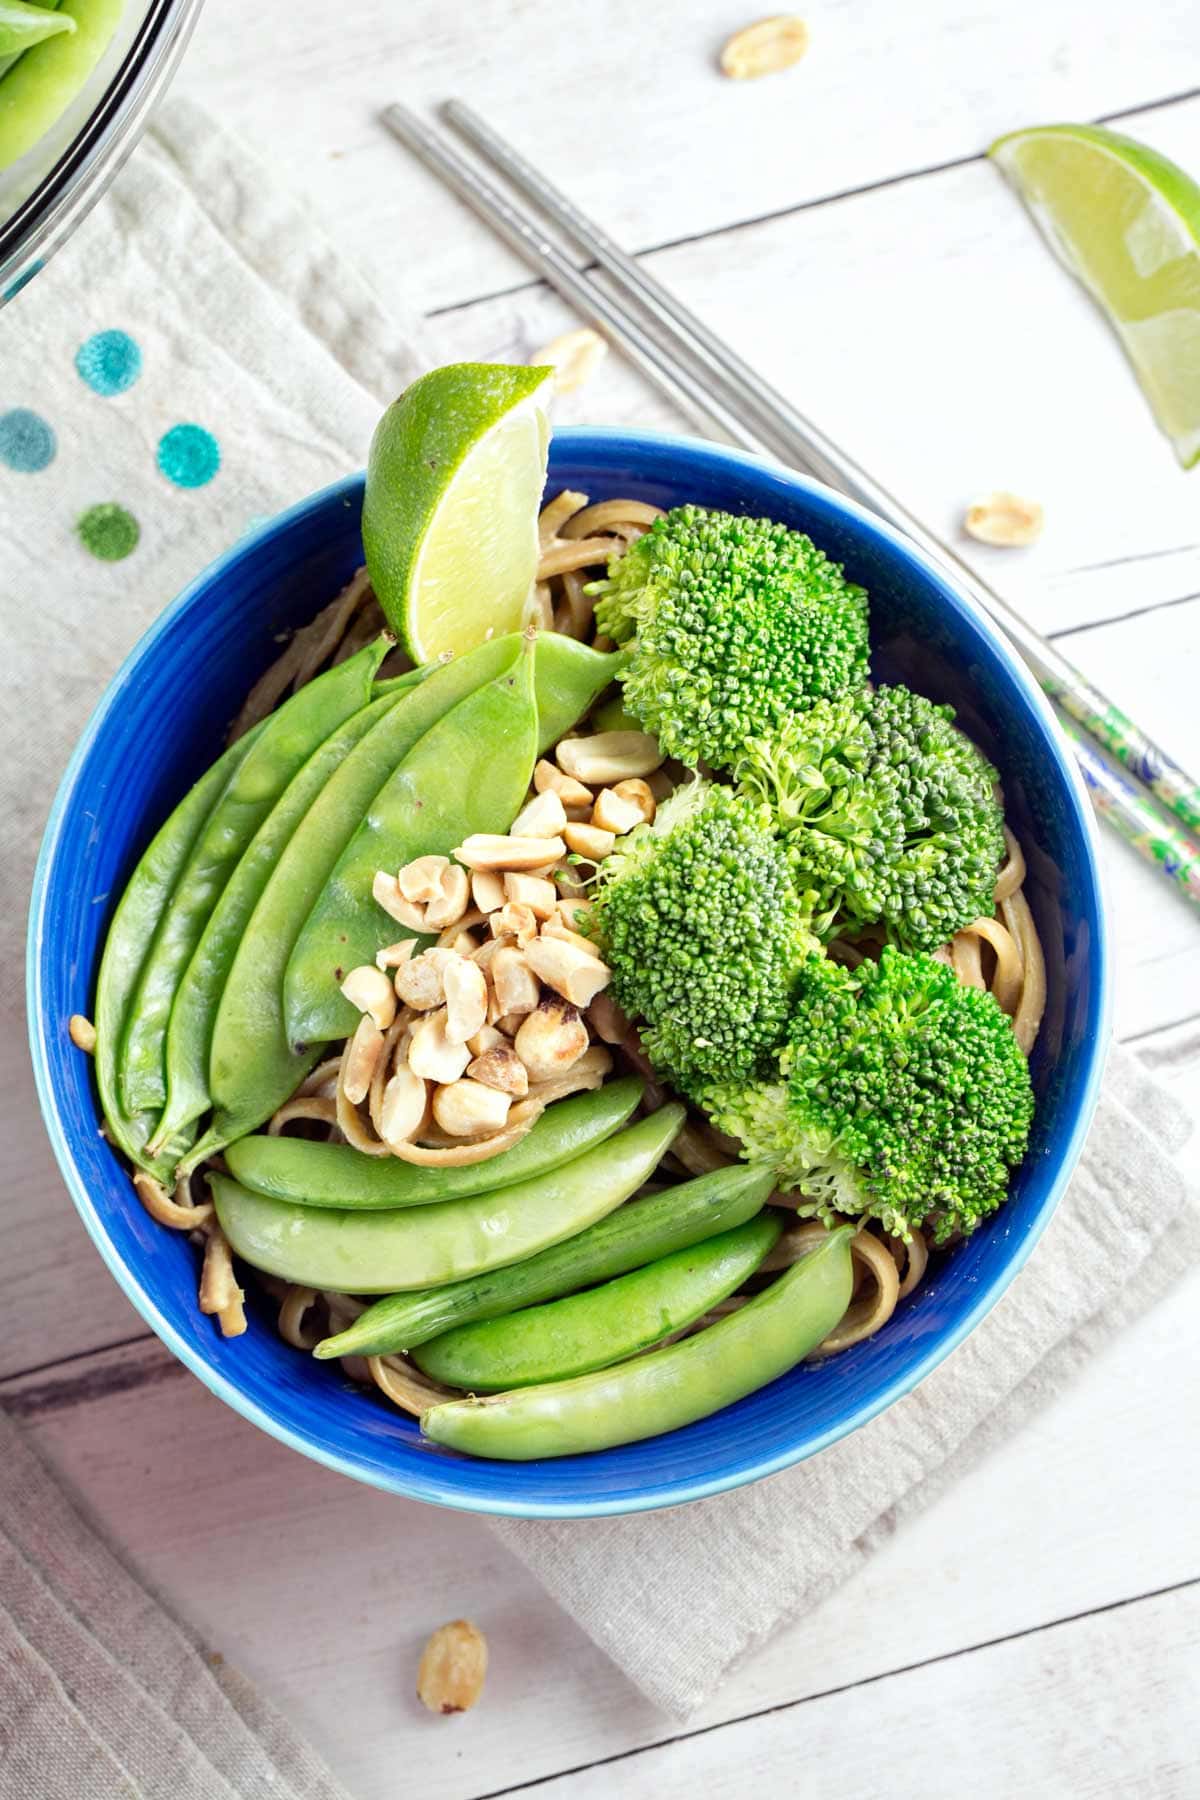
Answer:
362;361;554;661
990;123;1200;468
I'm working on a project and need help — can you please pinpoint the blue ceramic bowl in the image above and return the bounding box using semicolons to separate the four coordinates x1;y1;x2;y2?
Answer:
28;430;1110;1517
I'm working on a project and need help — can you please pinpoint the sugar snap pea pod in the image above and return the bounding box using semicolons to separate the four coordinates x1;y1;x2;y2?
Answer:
0;0;123;170
530;634;627;750
224;1076;643;1209
413;1212;783;1390
315;1161;775;1359
421;1224;855;1460
93;723;267;1179
119;641;388;1116
0;1;74;58
152;690;401;1152
285;633;539;1046
211;1105;684;1293
179;635;525;1175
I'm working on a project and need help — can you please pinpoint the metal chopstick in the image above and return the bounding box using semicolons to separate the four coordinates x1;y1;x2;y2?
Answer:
443;101;1200;851
383;102;1200;910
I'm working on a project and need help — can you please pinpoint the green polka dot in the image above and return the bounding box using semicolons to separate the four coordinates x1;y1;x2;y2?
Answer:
77;503;140;561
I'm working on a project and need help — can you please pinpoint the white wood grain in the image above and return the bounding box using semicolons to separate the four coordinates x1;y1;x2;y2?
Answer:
503;1584;1199;1799
176;0;1200;316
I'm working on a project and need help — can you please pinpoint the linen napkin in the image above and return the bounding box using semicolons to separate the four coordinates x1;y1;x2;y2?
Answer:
4;98;1197;1761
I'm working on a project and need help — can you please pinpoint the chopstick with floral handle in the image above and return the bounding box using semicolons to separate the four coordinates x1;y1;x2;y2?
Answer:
1055;713;1200;908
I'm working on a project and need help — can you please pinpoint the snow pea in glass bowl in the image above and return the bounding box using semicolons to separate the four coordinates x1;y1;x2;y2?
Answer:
27;430;1111;1517
0;0;202;306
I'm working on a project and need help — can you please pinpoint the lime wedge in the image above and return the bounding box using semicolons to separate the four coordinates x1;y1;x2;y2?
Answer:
990;124;1200;468
362;362;553;661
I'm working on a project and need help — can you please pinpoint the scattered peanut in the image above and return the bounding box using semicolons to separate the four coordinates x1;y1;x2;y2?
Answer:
467;1024;505;1058
423;862;470;929
68;1014;96;1053
467;1043;530;1097
395;949;452;1013
963;491;1044;548
373;870;428;930
343;1014;385;1104
433;1078;513;1137
376;939;417;973
492;1011;530;1037
611;777;656;825
719;14;810;80
340;964;398;1030
531;326;608;393
590;786;645;836
398;854;450;904
503;872;559;918
509;788;568;838
454;833;567;872
534;758;593;808
556;730;663;784
417;1619;488;1716
541;921;603;960
491;945;541;1016
525;934;612;1009
489;900;539;946
514;995;589;1082
380;1065;428;1146
470;869;507;914
472;934;515;976
556;897;596;934
408;1008;472;1084
442;957;488;1045
587;990;630;1044
564;822;616;863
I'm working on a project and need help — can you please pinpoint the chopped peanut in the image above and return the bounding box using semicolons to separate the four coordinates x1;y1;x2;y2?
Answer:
492;1011;531;1037
489;901;538;945
442;957;488;1045
467;1043;529;1097
591;786;645;836
491;946;540;1016
541;921;603;960
68;1015;97;1054
472;934;515;975
433;1078;513;1137
454;833;567;872
466;1024;505;1058
470;869;506;914
964;491;1044;548
556;731;664;784
525;934;612;1008
376;939;417;972
340;965;397;1030
380;1066;428;1146
395;948;452;1013
343;1014;385;1104
372;870;427;930
510;788;568;839
503;872;558;918
564;822;615;863
408;1008;472;1084
398;854;450;904
514;996;589;1082
556;897;596;934
417;1619;488;1715
534;758;593;809
611;777;656;825
423;862;470;930
587;990;630;1044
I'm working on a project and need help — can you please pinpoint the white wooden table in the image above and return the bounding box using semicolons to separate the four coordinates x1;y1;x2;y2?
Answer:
9;2;1200;1793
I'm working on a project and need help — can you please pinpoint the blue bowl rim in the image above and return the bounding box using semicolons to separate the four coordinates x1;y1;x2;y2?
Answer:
26;428;1112;1517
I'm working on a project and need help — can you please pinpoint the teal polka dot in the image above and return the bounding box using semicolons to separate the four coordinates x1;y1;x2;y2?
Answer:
0;408;56;472
76;329;142;396
77;503;140;561
157;423;220;489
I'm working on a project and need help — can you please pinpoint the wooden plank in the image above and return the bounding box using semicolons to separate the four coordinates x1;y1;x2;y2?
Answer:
176;0;1200;316
498;1583;1199;1799
432;93;1200;641
8;1151;1198;1800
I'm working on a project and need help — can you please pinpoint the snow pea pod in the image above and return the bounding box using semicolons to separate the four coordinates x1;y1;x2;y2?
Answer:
93;722;266;1179
421;1224;855;1460
180;636;525;1174
224;1076;643;1209
285;633;539;1046
120;641;387;1116
0;1;74;59
316;1161;775;1359
211;1105;685;1293
529;634;626;751
413;1212;783;1390
0;0;123;170
152;688;401;1152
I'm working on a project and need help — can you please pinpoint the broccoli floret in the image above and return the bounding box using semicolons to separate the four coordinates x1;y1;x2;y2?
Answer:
591;779;815;1091
591;505;870;770
736;684;1005;952
701;947;1035;1242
